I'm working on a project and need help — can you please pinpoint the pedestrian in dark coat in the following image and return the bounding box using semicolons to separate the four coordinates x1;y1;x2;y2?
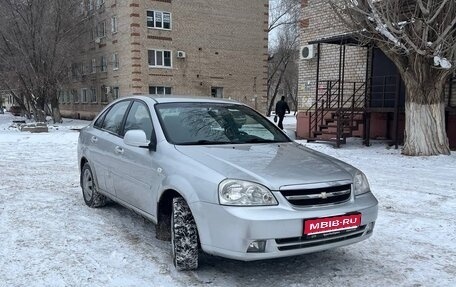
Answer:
275;96;290;129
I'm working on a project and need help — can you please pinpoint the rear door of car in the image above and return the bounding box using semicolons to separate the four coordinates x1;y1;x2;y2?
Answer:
85;111;110;194
112;100;161;216
91;100;132;196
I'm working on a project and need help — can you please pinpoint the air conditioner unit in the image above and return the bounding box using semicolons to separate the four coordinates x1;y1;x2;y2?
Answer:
94;37;102;44
176;51;186;59
300;45;316;60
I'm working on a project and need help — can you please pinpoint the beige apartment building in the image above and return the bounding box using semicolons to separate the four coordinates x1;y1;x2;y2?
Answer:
60;0;269;120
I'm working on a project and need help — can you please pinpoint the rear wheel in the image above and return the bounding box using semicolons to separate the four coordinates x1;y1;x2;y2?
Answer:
171;197;199;270
81;163;107;208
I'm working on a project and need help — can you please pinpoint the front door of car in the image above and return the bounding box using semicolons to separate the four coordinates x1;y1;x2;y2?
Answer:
112;101;161;216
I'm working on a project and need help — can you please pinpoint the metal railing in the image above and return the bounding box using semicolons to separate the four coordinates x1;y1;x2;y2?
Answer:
306;80;366;143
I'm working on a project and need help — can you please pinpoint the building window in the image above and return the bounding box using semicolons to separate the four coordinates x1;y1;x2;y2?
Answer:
78;1;84;15
65;91;71;104
58;91;64;104
97;21;106;38
89;29;95;42
211;87;224;98
96;0;105;9
82;88;88;103
100;55;107;72
111;16;118;33
101;86;108;103
90;87;97;103
72;89;79;103
71;63;78;78
85;62;91;74
88;0;94;11
112;87;120;100
91;58;96;73
80;62;86;75
112;53;119;70
149;86;172;95
148;49;172;68
147;11;171;30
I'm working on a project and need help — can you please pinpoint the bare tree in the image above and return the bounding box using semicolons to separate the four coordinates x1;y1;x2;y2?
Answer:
329;0;455;155
267;30;299;115
268;0;300;116
269;0;301;32
0;0;87;123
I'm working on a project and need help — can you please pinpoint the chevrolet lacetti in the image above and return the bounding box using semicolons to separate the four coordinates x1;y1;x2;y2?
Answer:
77;95;378;270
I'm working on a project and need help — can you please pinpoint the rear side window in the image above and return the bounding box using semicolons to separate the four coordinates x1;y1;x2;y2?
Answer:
101;101;131;135
123;101;154;140
94;110;107;128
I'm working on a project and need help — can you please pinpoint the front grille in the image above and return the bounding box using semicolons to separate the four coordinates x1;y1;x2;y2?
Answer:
280;184;351;206
275;225;366;251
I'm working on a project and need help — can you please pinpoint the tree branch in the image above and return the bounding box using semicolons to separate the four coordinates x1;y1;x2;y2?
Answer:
431;16;456;50
427;0;450;24
417;0;430;16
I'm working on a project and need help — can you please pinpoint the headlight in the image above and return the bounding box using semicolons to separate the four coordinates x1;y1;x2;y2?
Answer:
219;179;278;206
353;171;370;195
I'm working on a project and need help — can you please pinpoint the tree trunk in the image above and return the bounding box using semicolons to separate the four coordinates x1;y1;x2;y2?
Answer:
402;81;450;156
35;96;47;122
50;94;62;123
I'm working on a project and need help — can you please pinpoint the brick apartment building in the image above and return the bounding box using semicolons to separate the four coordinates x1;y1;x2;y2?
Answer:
297;0;456;148
60;0;269;120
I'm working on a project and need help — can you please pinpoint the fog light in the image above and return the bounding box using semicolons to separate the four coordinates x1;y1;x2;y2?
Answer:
365;222;375;234
247;240;266;253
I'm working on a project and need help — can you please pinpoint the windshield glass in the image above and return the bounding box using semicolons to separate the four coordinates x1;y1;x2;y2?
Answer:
155;102;290;145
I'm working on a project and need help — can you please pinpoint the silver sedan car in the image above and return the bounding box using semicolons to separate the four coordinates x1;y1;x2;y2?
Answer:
78;96;378;270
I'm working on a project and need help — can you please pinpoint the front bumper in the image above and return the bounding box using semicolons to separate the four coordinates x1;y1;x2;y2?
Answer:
191;192;378;261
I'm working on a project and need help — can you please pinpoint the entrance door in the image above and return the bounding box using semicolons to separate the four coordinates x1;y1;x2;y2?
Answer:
371;48;405;108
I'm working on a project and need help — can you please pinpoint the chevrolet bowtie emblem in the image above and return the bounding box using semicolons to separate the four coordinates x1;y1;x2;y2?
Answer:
320;192;328;199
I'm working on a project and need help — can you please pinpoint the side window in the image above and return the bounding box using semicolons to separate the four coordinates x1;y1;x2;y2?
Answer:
101;101;130;135
123;101;154;140
93;110;107;128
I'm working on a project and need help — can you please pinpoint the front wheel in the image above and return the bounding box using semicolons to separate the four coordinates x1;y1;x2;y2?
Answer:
171;197;199;270
81;163;107;208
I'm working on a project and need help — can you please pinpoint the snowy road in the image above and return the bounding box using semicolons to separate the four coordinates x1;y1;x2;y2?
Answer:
0;113;455;287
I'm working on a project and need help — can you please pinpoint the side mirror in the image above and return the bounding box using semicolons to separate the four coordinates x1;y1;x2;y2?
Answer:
284;129;296;141
124;130;150;148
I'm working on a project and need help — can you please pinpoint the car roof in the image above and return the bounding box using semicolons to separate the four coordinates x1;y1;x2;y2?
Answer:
125;95;241;105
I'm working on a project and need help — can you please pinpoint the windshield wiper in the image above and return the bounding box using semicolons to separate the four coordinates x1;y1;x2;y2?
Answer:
242;138;282;144
177;140;231;146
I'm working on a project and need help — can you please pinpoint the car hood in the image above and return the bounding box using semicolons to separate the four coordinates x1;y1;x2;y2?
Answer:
174;142;353;190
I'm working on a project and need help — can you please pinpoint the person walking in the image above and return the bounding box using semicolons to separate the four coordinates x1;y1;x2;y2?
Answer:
275;96;290;129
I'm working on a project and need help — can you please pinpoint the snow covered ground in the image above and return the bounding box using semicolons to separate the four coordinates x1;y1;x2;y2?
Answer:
0;112;455;287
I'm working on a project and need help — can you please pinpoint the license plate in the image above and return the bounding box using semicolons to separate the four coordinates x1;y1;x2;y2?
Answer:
304;214;362;235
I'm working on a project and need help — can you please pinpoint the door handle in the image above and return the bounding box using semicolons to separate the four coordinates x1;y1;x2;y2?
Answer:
114;146;124;155
90;136;98;143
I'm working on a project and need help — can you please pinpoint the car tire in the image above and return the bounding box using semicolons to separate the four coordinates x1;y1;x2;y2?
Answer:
81;163;107;208
171;197;199;270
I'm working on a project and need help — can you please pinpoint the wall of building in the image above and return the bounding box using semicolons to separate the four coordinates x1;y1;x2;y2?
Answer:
61;0;268;120
298;0;368;111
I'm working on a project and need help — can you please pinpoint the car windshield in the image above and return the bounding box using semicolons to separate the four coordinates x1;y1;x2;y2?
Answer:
155;102;290;145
